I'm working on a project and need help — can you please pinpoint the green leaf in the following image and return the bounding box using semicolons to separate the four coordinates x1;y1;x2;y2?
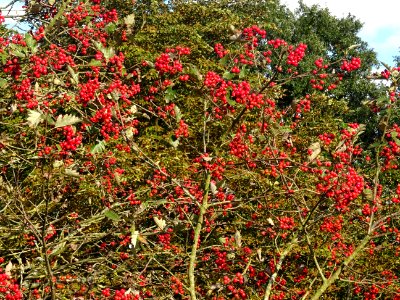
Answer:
55;114;81;128
223;71;234;80
165;86;176;103
188;64;202;81
0;78;8;89
104;209;121;221
105;23;117;34
239;67;248;79
25;33;37;53
88;59;103;67
226;93;236;106
67;65;79;85
90;140;106;154
219;55;229;66
174;105;182;122
94;41;115;61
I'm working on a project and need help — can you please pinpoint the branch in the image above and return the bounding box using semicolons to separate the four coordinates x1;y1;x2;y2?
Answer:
309;235;371;300
264;235;298;300
188;173;211;300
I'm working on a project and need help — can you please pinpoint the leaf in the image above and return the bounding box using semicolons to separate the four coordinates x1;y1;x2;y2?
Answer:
154;216;166;230
104;209;121;221
219;55;229;66
239;67;248;79
0;78;7;89
131;230;139;248
129;105;138;115
27;110;43;128
94;41;115;61
124;13;135;26
25;33;37;53
165;86;176;103
5;261;12;277
234;230;242;248
55;114;81;128
91;140;106;154
308;142;321;162
223;71;234;80
105;23;117;34
169;136;179;148
53;160;64;168
88;59;103;67
188;64;202;81
174;105;182;122
67;65;79;85
210;181;217;195
65;168;80;177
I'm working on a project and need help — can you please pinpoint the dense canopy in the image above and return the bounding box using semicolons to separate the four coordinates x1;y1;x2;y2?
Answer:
0;0;399;299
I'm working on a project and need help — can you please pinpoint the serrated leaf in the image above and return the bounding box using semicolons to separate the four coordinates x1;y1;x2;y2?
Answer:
25;33;37;53
169;136;179;148
188;65;202;81
154;216;166;230
129;105;138;114
223;71;234;80
65;168;80;177
104;209;121;221
88;59;103;67
131;230;139;248
219;55;229;66
5;261;12;277
239;67;248;79
174;105;182;122
90;140;106;154
105;23;117;34
124;14;135;26
27;110;43;128
53;160;64;168
210;181;217;195
165;86;176;103
234;230;242;248
67;65;79;85
55;114;81;128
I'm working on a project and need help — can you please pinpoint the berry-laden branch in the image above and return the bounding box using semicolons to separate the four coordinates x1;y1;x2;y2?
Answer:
188;172;211;300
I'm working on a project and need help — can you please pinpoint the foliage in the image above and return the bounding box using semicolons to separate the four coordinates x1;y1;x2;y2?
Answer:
0;1;400;300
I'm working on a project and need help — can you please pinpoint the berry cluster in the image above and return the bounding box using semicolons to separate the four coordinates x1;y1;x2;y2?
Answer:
340;57;361;72
287;43;307;67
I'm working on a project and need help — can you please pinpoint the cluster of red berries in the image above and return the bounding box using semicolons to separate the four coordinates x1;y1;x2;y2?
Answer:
214;43;228;58
3;58;21;79
174;119;189;138
60;126;82;151
320;216;343;233
286;43;307;67
0;264;23;300
319;132;336;146
340;57;361;72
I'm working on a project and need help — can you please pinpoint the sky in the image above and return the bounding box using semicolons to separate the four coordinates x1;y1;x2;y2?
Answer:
282;0;400;67
1;0;400;67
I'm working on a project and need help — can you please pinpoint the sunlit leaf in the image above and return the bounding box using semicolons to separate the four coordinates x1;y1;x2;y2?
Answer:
27;110;43;128
55;114;81;128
